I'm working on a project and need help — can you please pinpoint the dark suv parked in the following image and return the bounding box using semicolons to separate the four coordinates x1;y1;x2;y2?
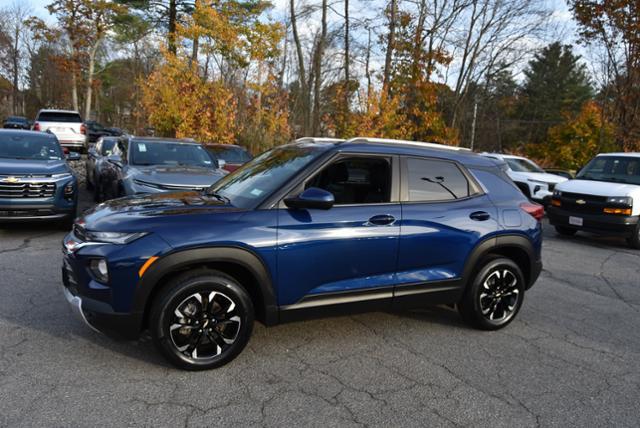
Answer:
0;129;79;226
62;137;543;370
97;137;227;200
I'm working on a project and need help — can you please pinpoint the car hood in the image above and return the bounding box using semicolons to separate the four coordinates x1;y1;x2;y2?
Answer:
133;165;227;187
556;179;640;198
508;171;567;184
0;158;70;176
79;191;245;231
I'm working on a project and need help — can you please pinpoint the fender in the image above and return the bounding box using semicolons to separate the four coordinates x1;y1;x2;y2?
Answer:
461;234;540;289
134;246;278;326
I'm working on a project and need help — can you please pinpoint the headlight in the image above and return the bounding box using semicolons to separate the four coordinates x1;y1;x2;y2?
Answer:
606;196;632;206
52;172;72;179
88;258;109;283
85;231;148;244
133;179;161;189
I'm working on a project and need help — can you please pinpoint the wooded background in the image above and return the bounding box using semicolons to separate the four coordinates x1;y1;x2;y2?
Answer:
0;0;638;168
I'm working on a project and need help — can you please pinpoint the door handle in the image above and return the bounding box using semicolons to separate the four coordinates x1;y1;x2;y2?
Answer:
367;214;396;226
470;211;491;221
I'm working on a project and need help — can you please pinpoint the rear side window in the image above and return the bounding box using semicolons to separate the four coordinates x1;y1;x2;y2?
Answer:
37;112;82;122
405;157;477;202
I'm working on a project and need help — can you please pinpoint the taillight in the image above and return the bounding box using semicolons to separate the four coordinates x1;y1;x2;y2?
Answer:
520;202;544;222
33;122;40;131
80;123;86;135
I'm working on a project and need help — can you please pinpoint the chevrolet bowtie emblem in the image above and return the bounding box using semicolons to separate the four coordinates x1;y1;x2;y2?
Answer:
576;199;586;205
3;176;19;183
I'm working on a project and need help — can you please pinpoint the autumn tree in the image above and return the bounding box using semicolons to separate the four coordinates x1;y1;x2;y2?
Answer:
527;101;616;169
569;0;640;150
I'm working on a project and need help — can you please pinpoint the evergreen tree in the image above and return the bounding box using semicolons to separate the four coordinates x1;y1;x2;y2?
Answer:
518;42;593;145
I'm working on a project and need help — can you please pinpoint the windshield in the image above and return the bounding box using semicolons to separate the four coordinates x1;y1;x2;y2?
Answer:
506;158;545;173
0;136;63;160
130;141;214;167
6;116;27;123
208;146;252;163
577;156;640;185
37;112;82;123
208;144;330;209
101;139;116;155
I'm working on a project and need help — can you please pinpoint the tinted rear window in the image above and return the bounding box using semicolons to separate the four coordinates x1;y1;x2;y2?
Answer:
406;158;474;201
6;116;27;123
37;112;82;122
208;146;252;163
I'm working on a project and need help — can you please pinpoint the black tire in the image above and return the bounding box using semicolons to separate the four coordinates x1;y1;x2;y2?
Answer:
458;257;525;330
626;224;640;249
85;172;94;190
59;214;75;231
555;226;577;236
149;269;254;370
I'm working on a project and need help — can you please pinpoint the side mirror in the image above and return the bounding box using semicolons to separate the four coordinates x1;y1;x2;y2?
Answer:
107;154;123;167
66;152;81;161
284;187;335;210
217;159;226;169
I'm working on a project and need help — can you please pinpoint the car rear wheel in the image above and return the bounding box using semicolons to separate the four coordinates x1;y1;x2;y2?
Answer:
458;257;525;330
555;226;577;236
149;269;254;370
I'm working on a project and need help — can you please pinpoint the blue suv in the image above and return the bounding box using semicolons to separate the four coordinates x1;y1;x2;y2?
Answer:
0;129;79;226
62;138;543;370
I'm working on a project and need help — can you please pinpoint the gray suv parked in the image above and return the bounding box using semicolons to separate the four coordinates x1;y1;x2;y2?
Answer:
98;137;227;200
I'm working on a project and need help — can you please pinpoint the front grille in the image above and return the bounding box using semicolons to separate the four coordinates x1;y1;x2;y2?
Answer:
559;192;608;214
0;209;55;217
0;181;56;198
62;258;79;296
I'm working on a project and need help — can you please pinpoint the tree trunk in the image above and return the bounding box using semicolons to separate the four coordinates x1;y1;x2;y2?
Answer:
71;70;79;112
343;0;350;128
365;28;372;105
191;36;199;66
11;24;19;114
84;42;99;120
312;0;327;135
290;0;310;135
168;0;178;54
382;0;397;93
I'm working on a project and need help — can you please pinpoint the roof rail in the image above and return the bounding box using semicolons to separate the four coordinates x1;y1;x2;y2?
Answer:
345;137;471;152
294;137;344;144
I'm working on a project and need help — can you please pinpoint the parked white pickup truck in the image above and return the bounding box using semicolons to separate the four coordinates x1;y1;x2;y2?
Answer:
548;153;640;248
33;109;87;152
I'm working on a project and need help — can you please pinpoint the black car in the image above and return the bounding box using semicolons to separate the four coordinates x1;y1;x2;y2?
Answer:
98;137;227;200
3;116;30;130
86;136;118;199
85;120;123;143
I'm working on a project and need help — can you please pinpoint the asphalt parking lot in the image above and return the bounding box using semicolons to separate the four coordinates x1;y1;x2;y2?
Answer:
1;190;639;427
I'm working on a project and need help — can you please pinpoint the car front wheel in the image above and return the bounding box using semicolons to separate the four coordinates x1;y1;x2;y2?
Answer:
149;269;254;370
458;257;525;330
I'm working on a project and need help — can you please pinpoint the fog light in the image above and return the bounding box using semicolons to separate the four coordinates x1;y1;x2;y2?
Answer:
89;258;109;283
64;182;75;198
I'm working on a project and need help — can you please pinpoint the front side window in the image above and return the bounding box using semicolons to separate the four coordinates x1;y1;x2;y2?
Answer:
0;136;62;160
406;158;474;202
306;157;392;204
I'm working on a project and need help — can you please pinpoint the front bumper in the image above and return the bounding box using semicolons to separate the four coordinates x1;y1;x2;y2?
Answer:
61;256;144;339
0;205;75;221
547;206;639;236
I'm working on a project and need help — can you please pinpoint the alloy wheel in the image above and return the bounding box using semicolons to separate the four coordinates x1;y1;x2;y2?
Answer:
169;291;242;361
478;269;521;323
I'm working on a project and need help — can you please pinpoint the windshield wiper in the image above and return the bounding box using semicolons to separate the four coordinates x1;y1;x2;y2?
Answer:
205;190;230;203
